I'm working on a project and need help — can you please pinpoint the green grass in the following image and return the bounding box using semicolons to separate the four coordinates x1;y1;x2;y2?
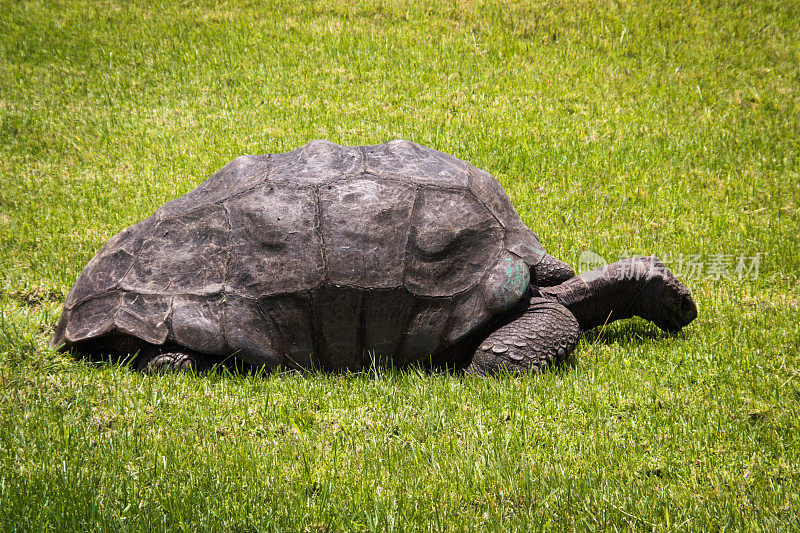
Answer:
1;0;799;530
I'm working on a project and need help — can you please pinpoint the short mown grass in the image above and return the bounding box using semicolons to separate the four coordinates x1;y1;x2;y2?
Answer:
1;0;799;530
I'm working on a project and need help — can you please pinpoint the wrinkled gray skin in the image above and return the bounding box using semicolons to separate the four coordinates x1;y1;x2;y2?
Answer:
52;140;697;375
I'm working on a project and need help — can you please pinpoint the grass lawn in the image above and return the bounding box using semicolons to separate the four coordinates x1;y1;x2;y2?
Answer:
1;0;799;530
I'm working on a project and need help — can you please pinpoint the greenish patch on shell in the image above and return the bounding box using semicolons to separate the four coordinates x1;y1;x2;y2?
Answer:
494;257;529;310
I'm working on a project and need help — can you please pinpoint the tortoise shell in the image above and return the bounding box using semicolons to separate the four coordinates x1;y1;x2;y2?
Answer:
53;140;546;369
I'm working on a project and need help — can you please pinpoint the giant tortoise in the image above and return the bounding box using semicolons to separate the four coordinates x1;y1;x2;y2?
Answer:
52;139;697;374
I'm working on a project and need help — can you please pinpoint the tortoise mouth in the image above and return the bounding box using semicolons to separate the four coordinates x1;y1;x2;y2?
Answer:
668;288;698;332
643;265;698;333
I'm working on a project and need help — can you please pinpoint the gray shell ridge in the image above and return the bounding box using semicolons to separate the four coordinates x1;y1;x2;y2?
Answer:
53;139;546;369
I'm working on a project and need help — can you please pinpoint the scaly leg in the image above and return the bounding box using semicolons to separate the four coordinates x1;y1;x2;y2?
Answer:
532;253;575;286
136;349;213;373
467;297;580;376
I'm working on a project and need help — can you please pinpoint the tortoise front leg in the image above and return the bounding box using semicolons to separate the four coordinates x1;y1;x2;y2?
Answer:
532;253;576;287
136;348;215;373
467;297;580;376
